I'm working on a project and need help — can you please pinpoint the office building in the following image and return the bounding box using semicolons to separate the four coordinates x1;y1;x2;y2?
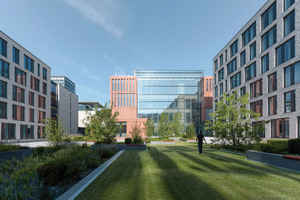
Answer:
78;101;102;134
200;76;213;135
0;30;51;141
51;76;75;94
213;0;300;139
51;76;78;135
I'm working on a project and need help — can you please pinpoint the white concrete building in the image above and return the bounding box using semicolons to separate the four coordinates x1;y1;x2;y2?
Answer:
78;102;102;134
0;30;51;141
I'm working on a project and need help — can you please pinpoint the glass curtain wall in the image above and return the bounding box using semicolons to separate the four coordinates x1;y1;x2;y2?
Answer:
134;70;203;134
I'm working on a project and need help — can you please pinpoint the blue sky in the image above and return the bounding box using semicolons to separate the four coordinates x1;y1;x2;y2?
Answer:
0;0;267;104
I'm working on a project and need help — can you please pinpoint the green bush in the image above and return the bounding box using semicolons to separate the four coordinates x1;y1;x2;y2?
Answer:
38;159;68;185
98;148;116;160
125;138;132;144
147;138;174;141
253;141;288;154
0;144;23;152
288;138;300;155
133;136;143;144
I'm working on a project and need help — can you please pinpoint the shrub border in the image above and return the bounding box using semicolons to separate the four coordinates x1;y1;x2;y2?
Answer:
56;150;125;200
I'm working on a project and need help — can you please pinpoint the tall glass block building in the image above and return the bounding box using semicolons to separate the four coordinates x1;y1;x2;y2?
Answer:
134;70;203;133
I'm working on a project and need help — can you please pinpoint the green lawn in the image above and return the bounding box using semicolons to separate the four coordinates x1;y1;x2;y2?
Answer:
77;142;300;200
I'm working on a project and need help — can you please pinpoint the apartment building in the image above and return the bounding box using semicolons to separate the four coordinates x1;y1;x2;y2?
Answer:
213;0;300;139
0;30;51;141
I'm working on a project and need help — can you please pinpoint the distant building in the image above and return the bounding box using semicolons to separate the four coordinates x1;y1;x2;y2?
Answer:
0;30;51;141
213;0;300;139
51;76;75;94
51;76;78;135
78;101;102;134
200;77;213;136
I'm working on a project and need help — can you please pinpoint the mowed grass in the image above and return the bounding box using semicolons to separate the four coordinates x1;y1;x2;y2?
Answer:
77;142;300;200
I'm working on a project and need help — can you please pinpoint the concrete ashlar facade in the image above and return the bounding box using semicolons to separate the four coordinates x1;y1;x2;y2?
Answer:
110;76;147;138
56;84;78;135
0;30;51;141
213;0;300;139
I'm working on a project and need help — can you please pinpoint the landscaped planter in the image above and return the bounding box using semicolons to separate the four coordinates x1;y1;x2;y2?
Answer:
149;141;175;145
0;148;33;164
169;137;180;141
180;138;196;142
91;144;146;150
247;150;300;172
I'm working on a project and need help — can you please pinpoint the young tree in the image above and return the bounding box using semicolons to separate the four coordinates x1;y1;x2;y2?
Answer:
171;113;184;137
84;103;119;144
184;123;196;138
158;112;171;139
205;91;266;146
144;119;155;138
129;122;143;143
43;116;64;146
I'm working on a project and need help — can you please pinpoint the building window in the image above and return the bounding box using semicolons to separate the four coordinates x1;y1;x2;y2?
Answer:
215;86;218;97
240;87;246;97
43;83;47;95
261;54;269;74
284;61;300;87
284;90;295;113
0;59;9;79
268;72;277;93
245;62;256;82
12;104;25;121
230;40;238;57
0;37;7;57
20;125;34;139
15;67;27;86
38;64;40;76
209;79;212;91
220;83;223;95
250;79;262;98
12;85;25;103
240;51;246;67
268;96;277;115
261;26;277;51
284;11;295;37
218;68;224;82
242;22;256;46
284;0;295;11
271;118;289;138
1;123;16;139
227;58;237;76
220;54;223;67
43;68;47;80
0;80;7;98
214;60;218;71
38;95;46;109
31;76;40;92
276;37;295;65
24;55;34;73
261;2;276;30
112;79;114;91
29;92;34;106
38;111;46;123
230;72;241;89
250;42;256;60
13;47;20;64
250;100;263;117
0;101;7;119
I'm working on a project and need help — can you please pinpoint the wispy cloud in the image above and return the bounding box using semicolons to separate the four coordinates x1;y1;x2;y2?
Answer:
102;52;126;76
77;84;108;103
64;0;123;38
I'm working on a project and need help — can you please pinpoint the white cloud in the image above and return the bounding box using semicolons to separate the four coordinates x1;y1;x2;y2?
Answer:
64;0;123;38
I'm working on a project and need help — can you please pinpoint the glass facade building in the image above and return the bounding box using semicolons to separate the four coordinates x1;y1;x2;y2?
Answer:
134;70;203;133
51;76;76;93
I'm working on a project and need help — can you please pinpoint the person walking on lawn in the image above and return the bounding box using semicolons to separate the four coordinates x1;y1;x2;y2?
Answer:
196;131;207;154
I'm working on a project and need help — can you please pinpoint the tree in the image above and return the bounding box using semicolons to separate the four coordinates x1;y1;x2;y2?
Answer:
184;123;196;138
129;122;143;143
84;103;119;144
43;116;64;146
205;91;266;146
144;119;155;138
158;112;171;139
171;113;184;137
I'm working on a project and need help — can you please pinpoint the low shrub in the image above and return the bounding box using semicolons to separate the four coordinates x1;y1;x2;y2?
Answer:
147;138;174;142
0;144;23;152
288;138;300;155
253;142;288;154
208;144;251;153
125;138;132;144
98;148;116;160
38;159;68;185
133;136;143;144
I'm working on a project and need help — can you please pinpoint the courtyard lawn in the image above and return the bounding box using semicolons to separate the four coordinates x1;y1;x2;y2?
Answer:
76;143;300;200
